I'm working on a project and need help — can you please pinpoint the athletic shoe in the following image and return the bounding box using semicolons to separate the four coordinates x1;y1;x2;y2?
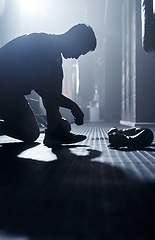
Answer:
43;129;86;146
43;119;86;147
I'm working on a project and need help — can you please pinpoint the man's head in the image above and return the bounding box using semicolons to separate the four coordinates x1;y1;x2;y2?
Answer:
61;24;97;59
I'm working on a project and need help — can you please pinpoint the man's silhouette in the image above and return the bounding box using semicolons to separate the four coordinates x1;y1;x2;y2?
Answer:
0;24;97;146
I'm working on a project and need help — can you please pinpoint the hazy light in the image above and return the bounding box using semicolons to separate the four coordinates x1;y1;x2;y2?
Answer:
70;147;90;156
19;0;46;17
0;0;6;16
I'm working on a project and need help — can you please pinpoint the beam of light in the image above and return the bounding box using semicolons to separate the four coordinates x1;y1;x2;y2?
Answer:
0;0;6;16
70;147;90;156
18;144;57;162
19;0;46;17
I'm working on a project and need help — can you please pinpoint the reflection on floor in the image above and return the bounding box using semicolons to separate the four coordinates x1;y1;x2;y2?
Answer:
0;122;154;240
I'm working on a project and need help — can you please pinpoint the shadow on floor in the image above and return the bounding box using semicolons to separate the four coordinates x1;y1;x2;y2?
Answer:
0;142;154;240
109;143;155;152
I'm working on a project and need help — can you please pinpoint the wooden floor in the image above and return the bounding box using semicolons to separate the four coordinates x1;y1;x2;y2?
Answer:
0;122;154;240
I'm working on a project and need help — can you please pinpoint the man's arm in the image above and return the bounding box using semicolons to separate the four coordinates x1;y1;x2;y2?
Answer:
43;94;84;125
60;94;84;125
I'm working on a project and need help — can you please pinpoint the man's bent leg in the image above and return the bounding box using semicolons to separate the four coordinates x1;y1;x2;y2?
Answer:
0;95;40;143
0;116;39;142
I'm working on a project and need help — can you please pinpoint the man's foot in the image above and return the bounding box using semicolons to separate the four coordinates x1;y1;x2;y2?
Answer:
43;129;86;146
43;119;86;147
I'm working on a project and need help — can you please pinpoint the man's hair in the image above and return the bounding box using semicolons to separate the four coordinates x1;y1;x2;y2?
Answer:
65;24;97;51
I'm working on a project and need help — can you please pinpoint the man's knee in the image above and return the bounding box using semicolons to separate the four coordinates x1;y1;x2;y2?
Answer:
22;127;40;143
22;120;40;143
15;116;40;143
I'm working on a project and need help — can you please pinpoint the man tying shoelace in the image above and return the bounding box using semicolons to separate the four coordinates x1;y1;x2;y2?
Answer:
0;24;97;146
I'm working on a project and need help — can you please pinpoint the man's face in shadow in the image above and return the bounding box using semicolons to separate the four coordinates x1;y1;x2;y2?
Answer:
62;40;89;59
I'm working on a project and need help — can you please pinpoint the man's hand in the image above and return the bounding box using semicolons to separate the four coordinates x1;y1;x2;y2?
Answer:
49;94;85;125
71;105;84;125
